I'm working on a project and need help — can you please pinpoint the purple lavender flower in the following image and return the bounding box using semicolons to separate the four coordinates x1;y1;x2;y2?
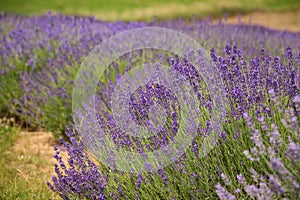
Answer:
220;173;231;186
136;174;143;189
269;157;291;179
215;183;236;200
237;174;247;186
47;128;107;199
269;175;286;195
285;139;300;162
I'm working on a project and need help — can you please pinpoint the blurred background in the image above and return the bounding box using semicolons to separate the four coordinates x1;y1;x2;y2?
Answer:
0;0;299;32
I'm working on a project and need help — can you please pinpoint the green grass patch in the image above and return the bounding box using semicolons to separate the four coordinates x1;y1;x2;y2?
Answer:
0;0;300;21
0;120;57;200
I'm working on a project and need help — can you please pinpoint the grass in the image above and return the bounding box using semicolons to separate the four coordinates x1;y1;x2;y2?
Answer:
0;0;300;21
0;119;59;200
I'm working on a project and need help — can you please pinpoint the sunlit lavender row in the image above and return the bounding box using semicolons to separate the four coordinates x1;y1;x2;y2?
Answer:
0;12;300;199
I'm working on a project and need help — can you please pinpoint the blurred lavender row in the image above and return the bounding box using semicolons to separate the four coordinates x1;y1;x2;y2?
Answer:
1;12;299;134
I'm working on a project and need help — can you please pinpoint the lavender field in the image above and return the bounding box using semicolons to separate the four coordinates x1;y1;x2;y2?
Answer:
0;10;300;200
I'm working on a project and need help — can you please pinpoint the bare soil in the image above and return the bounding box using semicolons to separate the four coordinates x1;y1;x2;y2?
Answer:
220;9;300;32
7;131;99;182
6;131;61;181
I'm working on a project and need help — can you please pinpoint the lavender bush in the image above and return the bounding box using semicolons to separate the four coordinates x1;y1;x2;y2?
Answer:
1;12;300;199
1;12;300;137
49;46;299;199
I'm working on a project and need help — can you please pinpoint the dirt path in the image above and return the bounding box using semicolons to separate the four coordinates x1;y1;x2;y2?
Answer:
7;131;99;182
7;131;59;181
220;9;300;32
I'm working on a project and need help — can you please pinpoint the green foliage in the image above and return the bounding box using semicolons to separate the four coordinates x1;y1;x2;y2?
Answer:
95;100;299;199
0;0;300;21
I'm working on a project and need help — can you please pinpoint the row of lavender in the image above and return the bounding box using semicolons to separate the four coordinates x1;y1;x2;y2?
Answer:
50;48;300;199
1;12;299;136
1;12;300;199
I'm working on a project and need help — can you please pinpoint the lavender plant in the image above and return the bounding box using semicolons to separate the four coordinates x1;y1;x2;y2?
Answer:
49;44;299;199
0;12;148;138
216;93;300;200
1;12;300;139
47;128;107;199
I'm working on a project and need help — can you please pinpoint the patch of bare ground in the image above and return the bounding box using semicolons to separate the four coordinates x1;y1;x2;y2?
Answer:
217;9;300;32
2;131;61;199
6;131;59;180
5;130;100;187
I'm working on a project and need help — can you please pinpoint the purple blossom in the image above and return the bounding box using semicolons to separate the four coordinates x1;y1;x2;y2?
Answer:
269;175;286;195
47;128;107;199
285;140;300;162
215;183;236;200
237;174;247;186
269;157;291;179
221;173;232;185
136;174;143;189
244;184;259;198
